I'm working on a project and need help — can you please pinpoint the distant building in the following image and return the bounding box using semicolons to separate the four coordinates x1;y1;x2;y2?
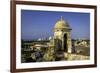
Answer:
74;39;90;47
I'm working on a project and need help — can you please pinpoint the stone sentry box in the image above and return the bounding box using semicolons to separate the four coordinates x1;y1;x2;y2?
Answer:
53;16;72;53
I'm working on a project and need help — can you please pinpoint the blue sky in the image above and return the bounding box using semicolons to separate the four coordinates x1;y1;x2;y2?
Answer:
21;10;90;40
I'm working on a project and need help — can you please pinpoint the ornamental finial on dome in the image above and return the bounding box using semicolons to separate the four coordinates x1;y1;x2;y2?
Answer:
60;16;63;21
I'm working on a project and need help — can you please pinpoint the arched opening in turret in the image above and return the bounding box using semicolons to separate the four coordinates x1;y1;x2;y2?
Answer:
63;33;68;52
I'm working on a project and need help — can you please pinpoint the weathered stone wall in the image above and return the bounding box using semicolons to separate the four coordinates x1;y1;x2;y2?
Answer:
64;53;90;60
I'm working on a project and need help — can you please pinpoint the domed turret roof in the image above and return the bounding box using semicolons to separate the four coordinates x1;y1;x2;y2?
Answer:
54;16;70;29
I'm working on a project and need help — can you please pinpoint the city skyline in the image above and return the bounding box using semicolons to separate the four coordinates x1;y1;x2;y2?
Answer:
21;10;90;41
